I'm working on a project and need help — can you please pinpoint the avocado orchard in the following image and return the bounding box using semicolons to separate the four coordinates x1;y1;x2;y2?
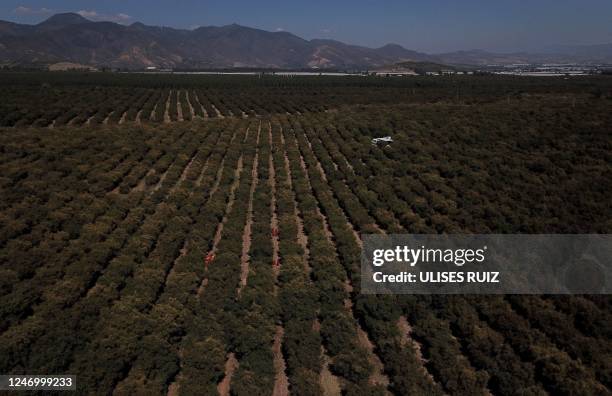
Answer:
0;73;611;395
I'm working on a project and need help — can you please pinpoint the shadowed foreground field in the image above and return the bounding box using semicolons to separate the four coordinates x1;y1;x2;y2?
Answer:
1;74;611;395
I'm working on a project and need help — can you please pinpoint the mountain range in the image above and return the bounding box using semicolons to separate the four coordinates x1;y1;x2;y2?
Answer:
1;13;611;70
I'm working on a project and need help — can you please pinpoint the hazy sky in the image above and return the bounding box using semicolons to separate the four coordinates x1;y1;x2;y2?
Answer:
1;1;611;53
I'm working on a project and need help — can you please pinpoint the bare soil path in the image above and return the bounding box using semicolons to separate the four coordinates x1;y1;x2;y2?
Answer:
272;326;290;396
193;91;209;118
397;315;436;382
217;353;239;396
269;123;281;287
66;114;79;126
176;91;184;122
238;122;261;294
268;121;290;395
211;103;224;118
151;166;171;193
164;91;172;123
170;152;198;194
320;346;342;396
131;168;155;193
296;152;334;243
195;156;212;187
279;125;311;274
118;111;127;125
186;91;196;119
149;102;158;121
357;327;390;389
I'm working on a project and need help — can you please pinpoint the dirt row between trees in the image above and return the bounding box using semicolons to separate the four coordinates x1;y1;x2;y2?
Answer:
284;126;346;394
217;353;239;396
211;103;224;118
287;120;391;392
273;120;332;395
109;131;230;393
118;111;128;125
185;91;196;119
130;128;218;196
176;91;184;122
302;130;383;240
169;152;198;195
194;126;241;298
269;122;281;288
197;154;244;297
151;164;173;193
195;153;213;187
279;124;311;274
296;151;335;243
301;130;409;391
163;90;172;123
397;315;437;384
131;168;155;193
152;144;221;310
102;112;112;125
268;121;290;396
192;91;209;118
217;123;271;396
167;126;244;396
46;97;316;128
272;326;290;396
238;121;261;294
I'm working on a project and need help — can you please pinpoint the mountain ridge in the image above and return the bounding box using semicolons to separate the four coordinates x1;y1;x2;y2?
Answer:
0;13;610;69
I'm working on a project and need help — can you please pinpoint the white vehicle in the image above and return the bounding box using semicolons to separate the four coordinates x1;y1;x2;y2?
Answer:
371;136;393;144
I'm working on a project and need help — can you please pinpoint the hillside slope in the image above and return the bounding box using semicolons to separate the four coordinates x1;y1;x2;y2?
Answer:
0;13;432;69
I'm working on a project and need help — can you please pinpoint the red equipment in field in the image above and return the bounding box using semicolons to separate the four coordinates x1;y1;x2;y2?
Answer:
271;228;280;237
274;258;281;267
204;253;215;266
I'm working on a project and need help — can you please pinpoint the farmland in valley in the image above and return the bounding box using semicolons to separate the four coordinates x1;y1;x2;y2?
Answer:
0;73;611;395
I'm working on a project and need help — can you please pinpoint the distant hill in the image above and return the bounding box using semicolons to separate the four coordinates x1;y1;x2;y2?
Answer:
0;13;610;69
433;47;612;66
541;43;612;62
